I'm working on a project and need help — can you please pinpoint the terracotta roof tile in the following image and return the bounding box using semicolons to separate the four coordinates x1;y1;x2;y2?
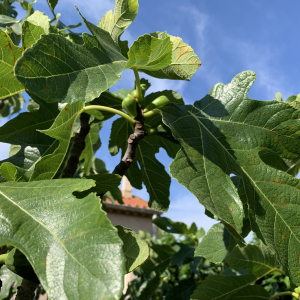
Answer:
105;196;150;209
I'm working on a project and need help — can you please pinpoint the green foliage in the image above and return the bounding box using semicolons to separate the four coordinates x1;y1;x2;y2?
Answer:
0;0;300;299
0;179;125;299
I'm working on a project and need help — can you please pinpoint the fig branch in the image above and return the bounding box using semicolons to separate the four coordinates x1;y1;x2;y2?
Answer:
113;103;146;177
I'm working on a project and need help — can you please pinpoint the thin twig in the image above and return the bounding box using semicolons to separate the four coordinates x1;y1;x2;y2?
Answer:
62;112;90;178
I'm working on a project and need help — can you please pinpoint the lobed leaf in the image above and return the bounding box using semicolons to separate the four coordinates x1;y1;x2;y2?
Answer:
161;70;300;284
0;179;126;300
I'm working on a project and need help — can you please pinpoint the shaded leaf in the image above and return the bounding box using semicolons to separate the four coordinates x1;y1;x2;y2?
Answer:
137;137;171;211
0;179;125;300
90;91;123;121
30;102;83;181
79;173;122;197
152;216;188;234
143;32;201;81
80;122;102;175
116;225;149;273
228;285;270;300
165;279;196;300
226;244;277;278
5;248;39;283
47;0;58;11
126;34;172;71
195;223;230;264
0;93;24;118
190;274;257;300
137;274;160;300
141;244;175;274
0;95;60;182
171;244;195;266
109;117;172;209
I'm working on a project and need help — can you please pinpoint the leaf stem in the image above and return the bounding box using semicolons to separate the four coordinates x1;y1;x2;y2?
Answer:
143;110;160;118
83;105;136;124
0;253;8;264
270;292;299;299
133;67;143;106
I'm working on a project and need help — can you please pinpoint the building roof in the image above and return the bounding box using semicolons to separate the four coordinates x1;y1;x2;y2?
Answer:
104;196;162;216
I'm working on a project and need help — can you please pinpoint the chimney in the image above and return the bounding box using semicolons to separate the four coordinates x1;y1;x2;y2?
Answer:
121;176;133;198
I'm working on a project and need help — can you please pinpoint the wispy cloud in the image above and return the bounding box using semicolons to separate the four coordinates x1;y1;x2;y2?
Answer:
222;37;293;100
57;0;114;25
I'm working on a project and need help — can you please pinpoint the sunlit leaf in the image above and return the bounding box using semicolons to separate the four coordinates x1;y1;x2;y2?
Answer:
0;179;125;299
143;32;201;80
0;29;24;100
126;34;172;71
98;0;138;44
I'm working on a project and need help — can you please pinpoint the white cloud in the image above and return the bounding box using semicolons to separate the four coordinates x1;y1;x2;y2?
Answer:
179;5;209;58
57;0;114;24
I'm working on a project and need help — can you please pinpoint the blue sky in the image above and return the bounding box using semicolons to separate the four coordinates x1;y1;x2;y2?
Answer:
1;0;300;232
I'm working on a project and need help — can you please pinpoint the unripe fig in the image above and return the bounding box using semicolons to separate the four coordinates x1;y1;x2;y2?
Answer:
147;127;157;136
122;94;138;118
144;95;170;112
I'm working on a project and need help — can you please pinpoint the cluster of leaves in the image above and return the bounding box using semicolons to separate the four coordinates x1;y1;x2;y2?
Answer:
127;218;296;300
1;0;300;299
